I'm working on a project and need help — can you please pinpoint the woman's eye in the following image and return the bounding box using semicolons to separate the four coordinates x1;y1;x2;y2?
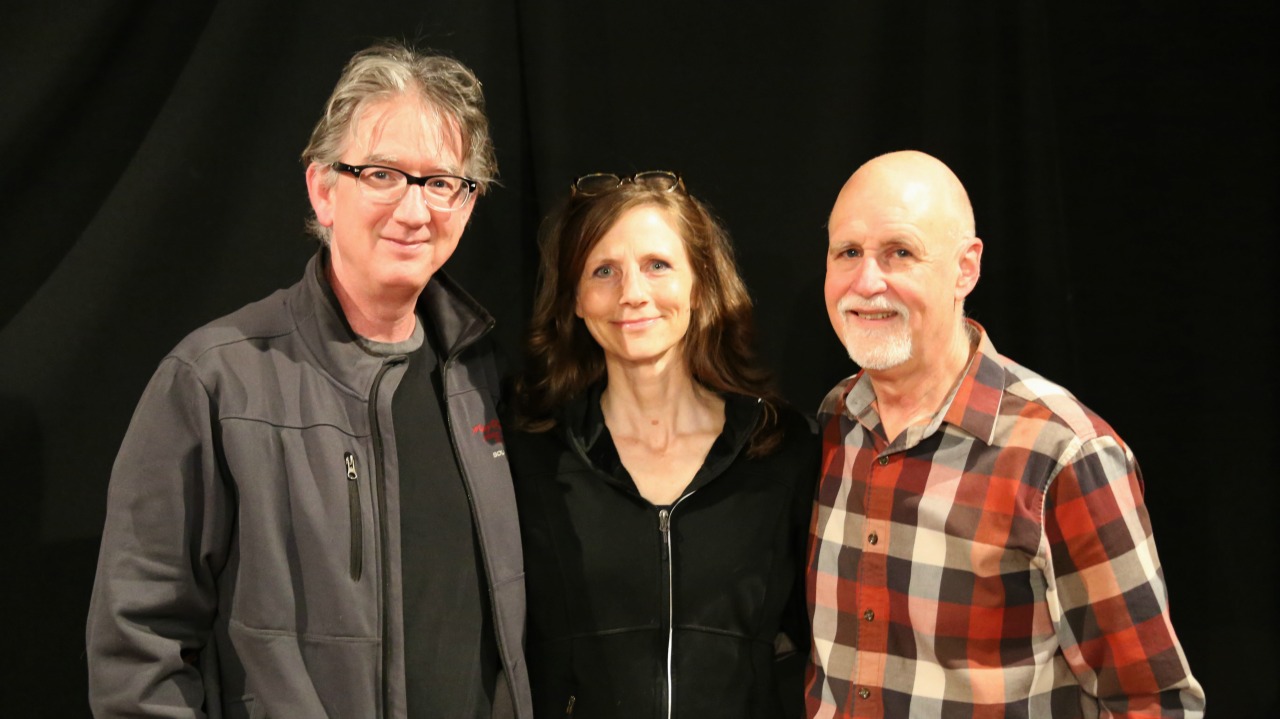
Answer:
648;260;670;271
591;266;614;278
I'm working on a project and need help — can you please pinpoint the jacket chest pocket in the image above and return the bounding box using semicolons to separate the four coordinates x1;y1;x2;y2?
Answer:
344;451;364;580
220;421;379;637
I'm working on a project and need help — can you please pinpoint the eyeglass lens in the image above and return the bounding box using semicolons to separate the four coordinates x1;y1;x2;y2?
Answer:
573;171;680;195
355;167;471;210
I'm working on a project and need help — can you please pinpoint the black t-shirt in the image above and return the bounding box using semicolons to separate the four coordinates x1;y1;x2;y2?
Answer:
388;324;499;718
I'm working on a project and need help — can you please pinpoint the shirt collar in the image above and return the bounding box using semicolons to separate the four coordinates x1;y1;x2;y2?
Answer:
939;320;1004;445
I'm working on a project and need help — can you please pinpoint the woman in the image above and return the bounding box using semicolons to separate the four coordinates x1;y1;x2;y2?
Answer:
508;171;818;718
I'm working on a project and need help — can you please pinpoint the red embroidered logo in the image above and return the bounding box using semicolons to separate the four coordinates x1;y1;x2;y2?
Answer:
471;419;503;444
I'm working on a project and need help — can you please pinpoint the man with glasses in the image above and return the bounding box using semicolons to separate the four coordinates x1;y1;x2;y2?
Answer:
806;150;1203;718
87;42;531;718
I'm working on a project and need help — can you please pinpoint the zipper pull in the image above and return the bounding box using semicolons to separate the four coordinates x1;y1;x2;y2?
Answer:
565;695;575;715
658;508;671;560
344;452;363;581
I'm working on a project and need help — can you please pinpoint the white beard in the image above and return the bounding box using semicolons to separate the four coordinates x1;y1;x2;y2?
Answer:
837;295;912;370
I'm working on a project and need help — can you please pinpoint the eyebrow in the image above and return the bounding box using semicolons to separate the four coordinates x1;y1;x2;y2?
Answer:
885;234;927;252
361;154;460;175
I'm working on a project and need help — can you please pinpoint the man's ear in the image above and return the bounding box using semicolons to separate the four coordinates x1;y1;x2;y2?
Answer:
956;237;983;300
306;163;336;229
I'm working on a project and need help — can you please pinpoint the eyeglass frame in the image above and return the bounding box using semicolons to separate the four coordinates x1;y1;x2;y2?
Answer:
570;170;685;196
331;161;478;212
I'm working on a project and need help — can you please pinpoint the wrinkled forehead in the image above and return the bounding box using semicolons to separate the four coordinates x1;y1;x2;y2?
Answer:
343;93;466;167
829;165;970;247
832;152;973;237
831;175;925;229
569;200;699;281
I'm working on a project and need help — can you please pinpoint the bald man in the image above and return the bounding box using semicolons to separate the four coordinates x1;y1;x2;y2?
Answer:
805;151;1203;718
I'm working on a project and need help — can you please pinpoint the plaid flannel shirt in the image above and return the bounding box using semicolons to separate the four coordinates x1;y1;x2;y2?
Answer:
806;321;1203;718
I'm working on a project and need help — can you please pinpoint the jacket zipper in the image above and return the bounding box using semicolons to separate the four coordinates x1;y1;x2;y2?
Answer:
345;452;362;581
368;359;400;719
363;313;495;717
440;327;524;711
658;493;693;719
437;331;522;715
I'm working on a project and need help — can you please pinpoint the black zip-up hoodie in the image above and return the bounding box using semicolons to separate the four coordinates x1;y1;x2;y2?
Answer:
507;385;818;719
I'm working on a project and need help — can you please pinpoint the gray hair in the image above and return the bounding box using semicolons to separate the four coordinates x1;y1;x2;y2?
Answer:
301;41;498;243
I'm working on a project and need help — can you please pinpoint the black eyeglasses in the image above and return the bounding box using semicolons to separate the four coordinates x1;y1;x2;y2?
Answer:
331;161;478;212
570;170;684;196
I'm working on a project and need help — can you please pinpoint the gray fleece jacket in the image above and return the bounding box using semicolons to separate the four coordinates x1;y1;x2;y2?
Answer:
87;252;531;718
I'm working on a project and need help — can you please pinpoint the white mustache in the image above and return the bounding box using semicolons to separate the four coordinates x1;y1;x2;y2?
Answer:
837;295;908;319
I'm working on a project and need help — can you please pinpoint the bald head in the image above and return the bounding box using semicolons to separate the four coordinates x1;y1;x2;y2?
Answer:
831;150;975;250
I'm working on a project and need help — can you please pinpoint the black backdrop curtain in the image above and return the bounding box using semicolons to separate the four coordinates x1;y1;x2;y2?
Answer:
1;2;1274;715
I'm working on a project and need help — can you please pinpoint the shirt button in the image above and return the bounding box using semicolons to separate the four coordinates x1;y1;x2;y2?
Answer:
868;531;879;545
863;609;875;622
858;688;871;700
877;456;889;466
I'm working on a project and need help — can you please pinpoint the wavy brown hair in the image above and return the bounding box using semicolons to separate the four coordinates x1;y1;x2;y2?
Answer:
514;180;784;456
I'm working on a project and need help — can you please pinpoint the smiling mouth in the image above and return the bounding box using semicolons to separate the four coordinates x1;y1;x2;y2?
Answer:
851;310;897;320
614;318;659;329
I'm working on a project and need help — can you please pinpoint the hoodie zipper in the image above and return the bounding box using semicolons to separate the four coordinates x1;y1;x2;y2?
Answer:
658;492;693;719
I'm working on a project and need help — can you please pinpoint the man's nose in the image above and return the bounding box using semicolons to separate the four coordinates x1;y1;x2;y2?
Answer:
848;258;887;296
392;185;433;224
